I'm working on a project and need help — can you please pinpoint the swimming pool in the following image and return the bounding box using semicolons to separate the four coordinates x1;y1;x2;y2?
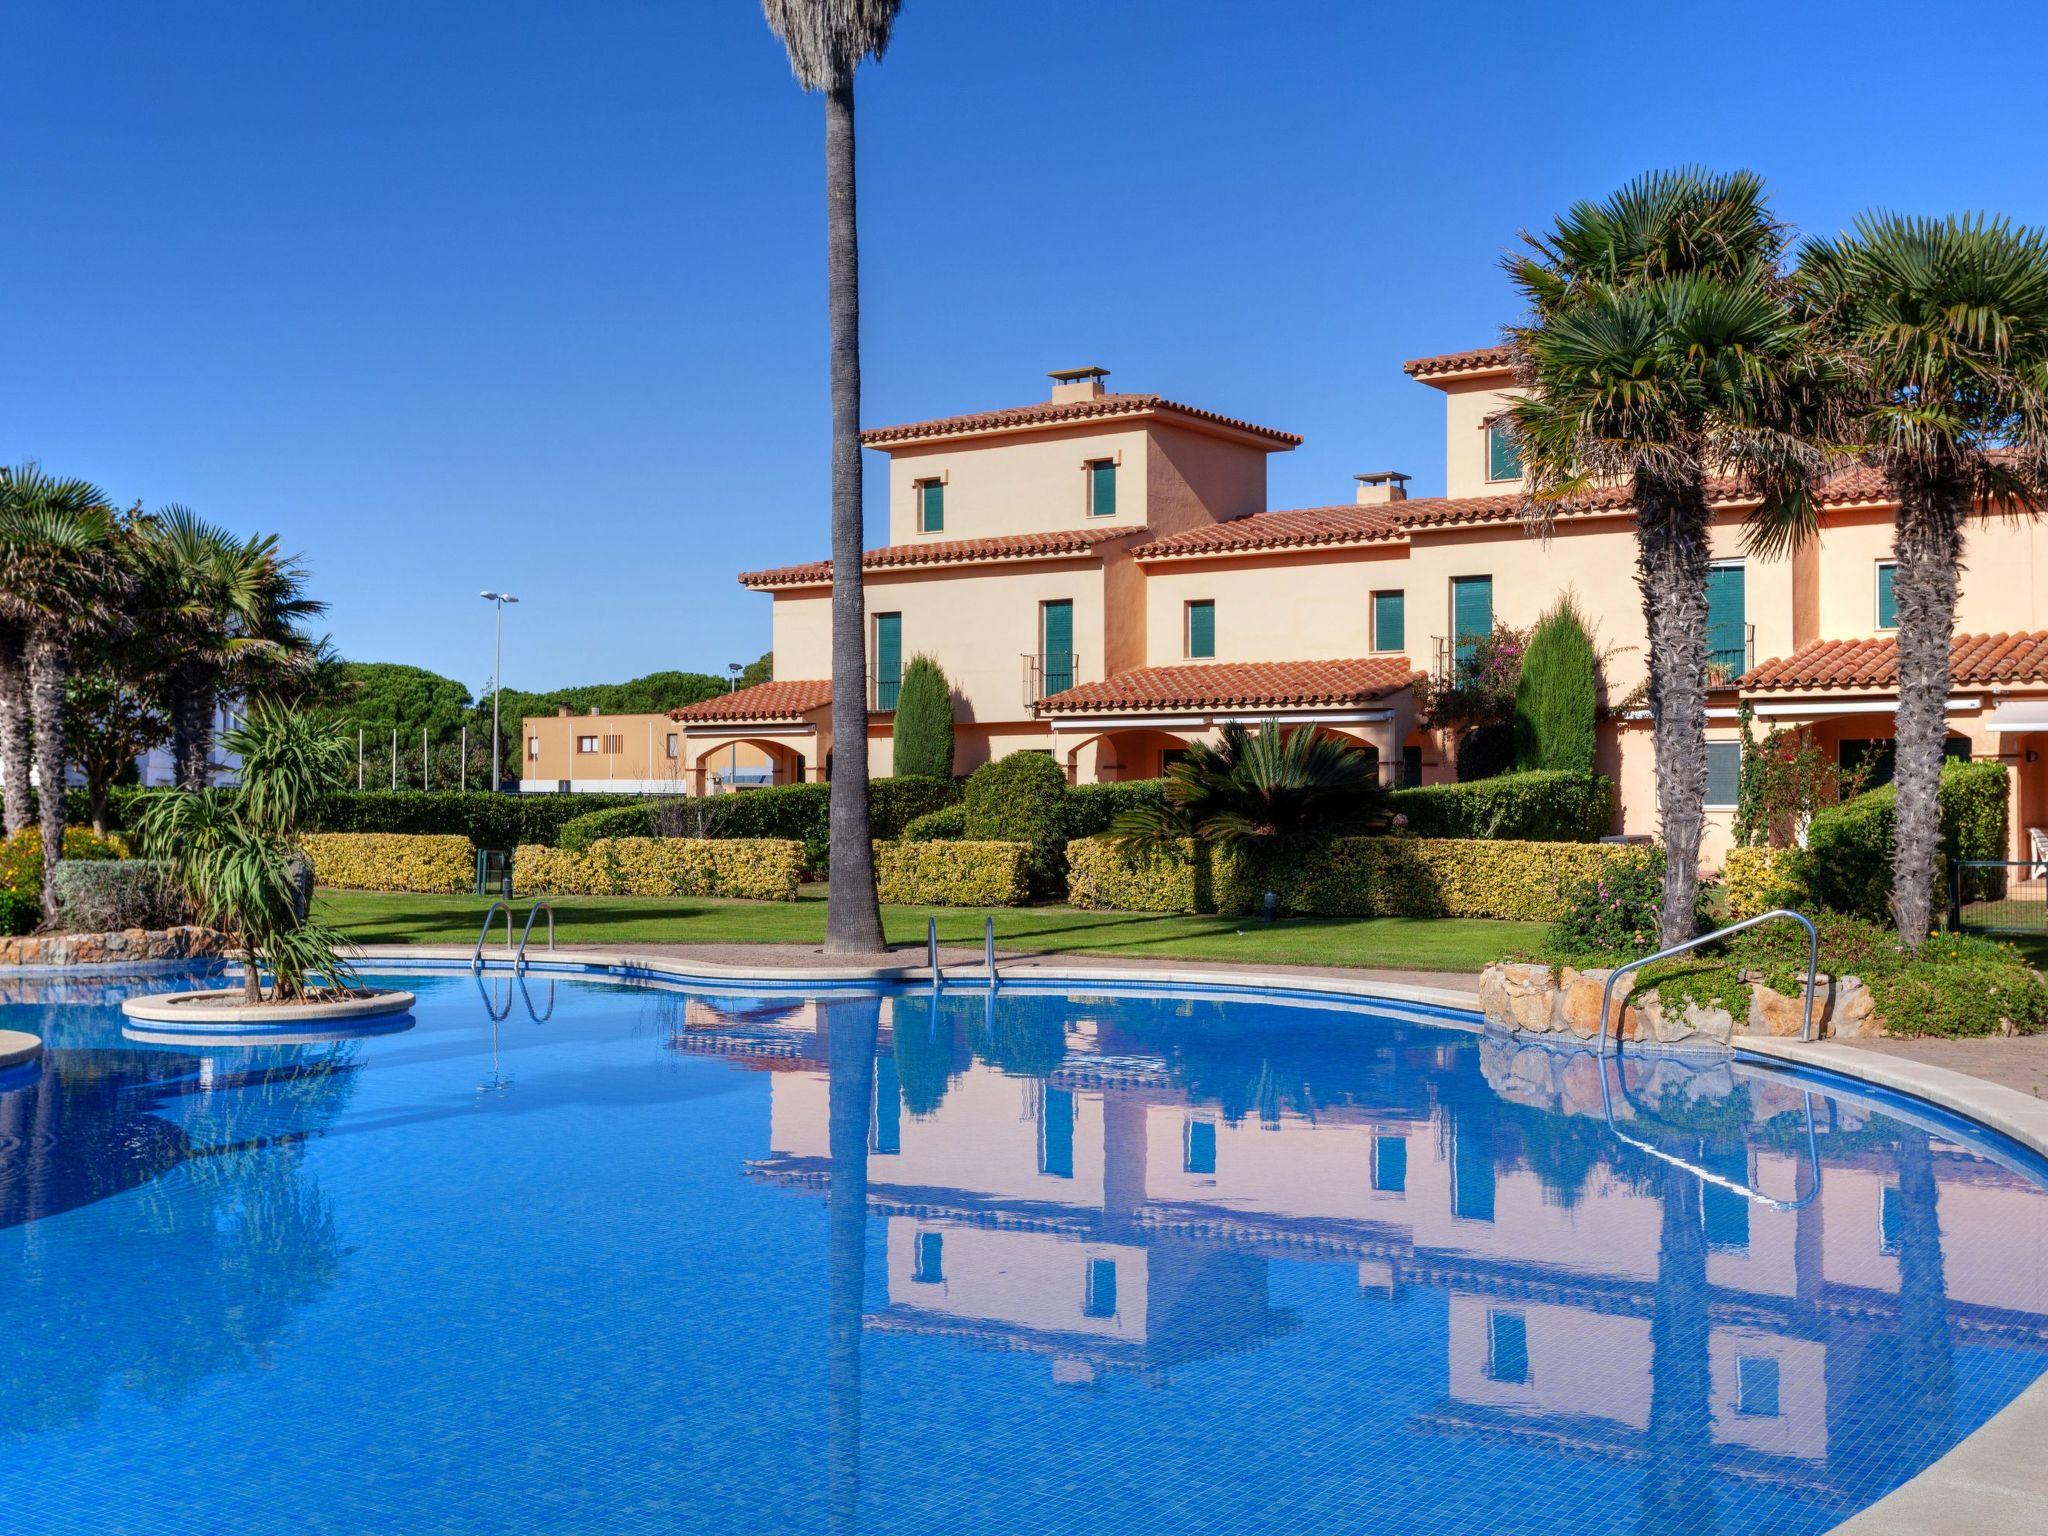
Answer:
2;966;2044;1535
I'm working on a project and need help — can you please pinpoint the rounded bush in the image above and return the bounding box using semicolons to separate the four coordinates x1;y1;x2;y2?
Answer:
963;752;1070;895
901;804;967;842
560;803;656;851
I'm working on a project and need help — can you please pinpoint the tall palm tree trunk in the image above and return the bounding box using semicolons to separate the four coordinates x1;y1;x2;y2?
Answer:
0;626;29;836
824;996;879;1533
25;630;70;917
172;675;215;791
1637;468;1712;946
822;78;884;954
1889;476;1968;948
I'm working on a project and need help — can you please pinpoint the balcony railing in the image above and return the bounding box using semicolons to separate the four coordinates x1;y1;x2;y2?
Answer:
1706;623;1756;688
870;669;899;711
1023;652;1081;709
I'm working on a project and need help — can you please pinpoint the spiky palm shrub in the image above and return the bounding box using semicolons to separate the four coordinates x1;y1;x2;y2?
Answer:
1513;597;1600;773
890;654;954;779
1112;721;1389;855
761;0;901;955
1792;215;2048;945
1508;169;1821;946
140;704;357;1004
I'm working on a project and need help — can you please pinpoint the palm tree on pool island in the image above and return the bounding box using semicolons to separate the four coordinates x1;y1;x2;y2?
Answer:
760;0;900;954
1795;214;2048;947
1507;169;1820;948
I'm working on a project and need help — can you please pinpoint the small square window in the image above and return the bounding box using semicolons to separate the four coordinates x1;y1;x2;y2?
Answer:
1083;1257;1118;1318
1371;590;1405;653
1487;1310;1530;1384
1087;459;1117;518
576;735;598;754
1373;1134;1407;1193
912;1230;944;1284
1486;419;1523;482
1185;600;1216;659
1705;740;1741;809
1876;561;1897;630
1183;1118;1216;1175
602;734;623;754
917;479;944;533
526;737;539;760
1736;1355;1781;1417
665;733;679;759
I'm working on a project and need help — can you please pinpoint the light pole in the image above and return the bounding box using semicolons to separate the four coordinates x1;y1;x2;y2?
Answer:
481;590;519;793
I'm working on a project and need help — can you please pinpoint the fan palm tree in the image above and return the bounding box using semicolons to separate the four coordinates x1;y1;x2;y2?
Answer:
1506;170;1821;946
1791;215;2048;946
760;0;899;954
1111;721;1389;854
136;507;325;789
0;466;134;914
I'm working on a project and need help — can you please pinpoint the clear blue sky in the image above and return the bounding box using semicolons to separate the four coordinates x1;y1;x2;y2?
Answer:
8;1;2046;697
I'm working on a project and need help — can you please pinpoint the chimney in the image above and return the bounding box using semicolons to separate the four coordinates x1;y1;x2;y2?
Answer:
1355;471;1411;506
556;704;572;717
1048;366;1110;404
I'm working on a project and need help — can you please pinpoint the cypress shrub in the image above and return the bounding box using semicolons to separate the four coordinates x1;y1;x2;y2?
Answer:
1513;598;1599;773
963;752;1071;895
891;655;956;780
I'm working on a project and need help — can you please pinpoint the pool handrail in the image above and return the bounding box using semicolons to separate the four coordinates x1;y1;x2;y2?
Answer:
515;901;556;973
928;916;941;988
984;916;997;989
473;901;513;971
1599;1053;1823;1210
1595;908;1819;1057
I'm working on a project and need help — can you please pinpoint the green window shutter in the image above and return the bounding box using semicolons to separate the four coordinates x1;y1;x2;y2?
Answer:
1877;562;1897;628
918;481;943;533
1487;423;1523;481
1088;460;1116;517
1372;590;1405;652
874;613;901;709
1704;740;1741;807
1451;576;1492;665
1186;600;1215;658
1706;564;1747;678
1041;601;1074;694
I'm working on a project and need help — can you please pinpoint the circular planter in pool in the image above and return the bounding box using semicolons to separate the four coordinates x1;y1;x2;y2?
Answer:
119;986;416;1034
0;1029;42;1071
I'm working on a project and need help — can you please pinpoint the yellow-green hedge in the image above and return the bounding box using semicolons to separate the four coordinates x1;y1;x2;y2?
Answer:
1721;845;1809;920
303;832;472;894
512;837;804;901
1066;836;1220;914
873;839;1031;907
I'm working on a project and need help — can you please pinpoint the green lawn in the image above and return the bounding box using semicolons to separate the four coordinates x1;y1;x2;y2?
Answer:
315;888;1534;973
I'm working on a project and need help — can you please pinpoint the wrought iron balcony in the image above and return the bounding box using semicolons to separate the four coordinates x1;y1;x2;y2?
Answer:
1023;652;1081;709
1706;624;1756;687
870;669;899;712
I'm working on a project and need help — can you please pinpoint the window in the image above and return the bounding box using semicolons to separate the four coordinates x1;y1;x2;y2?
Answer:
1161;748;1189;774
1451;576;1493;668
602;734;623;754
526;736;539;760
1486;418;1523;482
1401;744;1424;789
1087;458;1117;518
912;1230;944;1285
576;735;599;754
1707;562;1747;680
665;733;679;759
1701;1147;1751;1252
1371;590;1405;652
1736;1355;1781;1417
871;1052;900;1155
1083;1257;1118;1318
1372;1134;1407;1194
1452;1118;1496;1222
916;478;944;534
1876;560;1898;629
1486;1310;1530;1384
1039;1088;1075;1178
873;612;902;709
1040;600;1075;696
1183;1118;1217;1175
1185;600;1216;659
1705;740;1741;809
1879;1184;1904;1254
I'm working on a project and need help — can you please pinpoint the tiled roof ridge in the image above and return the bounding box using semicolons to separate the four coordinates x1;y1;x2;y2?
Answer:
1402;345;1517;378
739;525;1147;588
1739;630;2048;693
669;678;833;722
1037;656;1420;714
860;393;1302;448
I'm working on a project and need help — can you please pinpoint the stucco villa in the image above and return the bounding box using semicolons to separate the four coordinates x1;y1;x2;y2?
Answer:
521;350;2048;864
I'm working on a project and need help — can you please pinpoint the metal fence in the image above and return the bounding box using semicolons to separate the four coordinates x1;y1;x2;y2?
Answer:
1947;859;2046;935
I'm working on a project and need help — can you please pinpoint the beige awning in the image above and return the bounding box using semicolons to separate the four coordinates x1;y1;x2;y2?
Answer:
1988;701;2048;733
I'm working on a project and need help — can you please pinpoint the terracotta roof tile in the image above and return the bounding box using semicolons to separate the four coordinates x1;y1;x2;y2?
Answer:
1038;657;1420;715
1131;504;1407;560
670;679;832;723
860;393;1302;449
739;526;1145;588
1402;345;1517;379
1740;631;2048;693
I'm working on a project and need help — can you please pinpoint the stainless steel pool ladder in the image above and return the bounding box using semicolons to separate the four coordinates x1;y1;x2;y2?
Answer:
984;916;997;989
1594;908;1820;1057
1599;1054;1823;1211
473;901;514;970
515;902;555;973
928;916;941;987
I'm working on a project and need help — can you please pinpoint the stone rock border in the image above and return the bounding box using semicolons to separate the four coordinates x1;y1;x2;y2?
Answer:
1479;961;1876;1049
0;1029;41;1072
0;926;228;972
120;986;416;1029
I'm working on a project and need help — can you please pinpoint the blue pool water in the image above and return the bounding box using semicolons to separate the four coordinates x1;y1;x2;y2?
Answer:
2;967;2046;1535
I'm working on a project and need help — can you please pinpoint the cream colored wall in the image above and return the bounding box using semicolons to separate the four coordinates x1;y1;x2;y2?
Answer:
1140;546;1406;664
1144;422;1270;536
1440;377;1529;500
882;424;1151;544
1812;508;2048;643
769;589;832;679
520;712;703;788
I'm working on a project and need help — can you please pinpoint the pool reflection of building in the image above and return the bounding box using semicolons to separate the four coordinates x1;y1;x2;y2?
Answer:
673;991;2048;1511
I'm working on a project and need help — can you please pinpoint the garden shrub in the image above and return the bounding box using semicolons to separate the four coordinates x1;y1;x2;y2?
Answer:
685;776;961;871
1388;770;1614;842
1803;759;2006;925
891;655;955;780
559;803;656;850
1454;721;1515;782
901;804;967;841
873;840;1031;906
294;790;645;849
1222;836;1638;922
1065;836;1218;914
0;827;128;899
1721;845;1809;920
1062;779;1167;840
0;890;37;936
1512;597;1599;773
963;752;1071;895
1545;847;1690;955
513;837;804;901
49;860;187;932
302;832;474;894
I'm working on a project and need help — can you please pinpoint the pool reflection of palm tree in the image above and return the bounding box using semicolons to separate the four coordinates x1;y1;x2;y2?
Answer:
824;995;881;1535
1639;1163;1718;1536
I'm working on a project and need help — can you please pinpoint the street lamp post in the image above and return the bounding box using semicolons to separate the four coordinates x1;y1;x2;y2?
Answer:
481;590;519;793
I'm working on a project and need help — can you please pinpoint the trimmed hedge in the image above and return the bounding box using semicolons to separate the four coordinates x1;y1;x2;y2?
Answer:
1721;845;1806;920
1066;836;1217;914
303;832;474;894
901;804;967;842
50;860;187;932
513;837;805;901
1062;779;1167;840
0;890;36;936
0;827;128;898
964;753;1071;895
873;840;1032;906
559;803;656;851
1388;770;1614;842
1804;759;2007;924
304;790;645;850
682;776;961;871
